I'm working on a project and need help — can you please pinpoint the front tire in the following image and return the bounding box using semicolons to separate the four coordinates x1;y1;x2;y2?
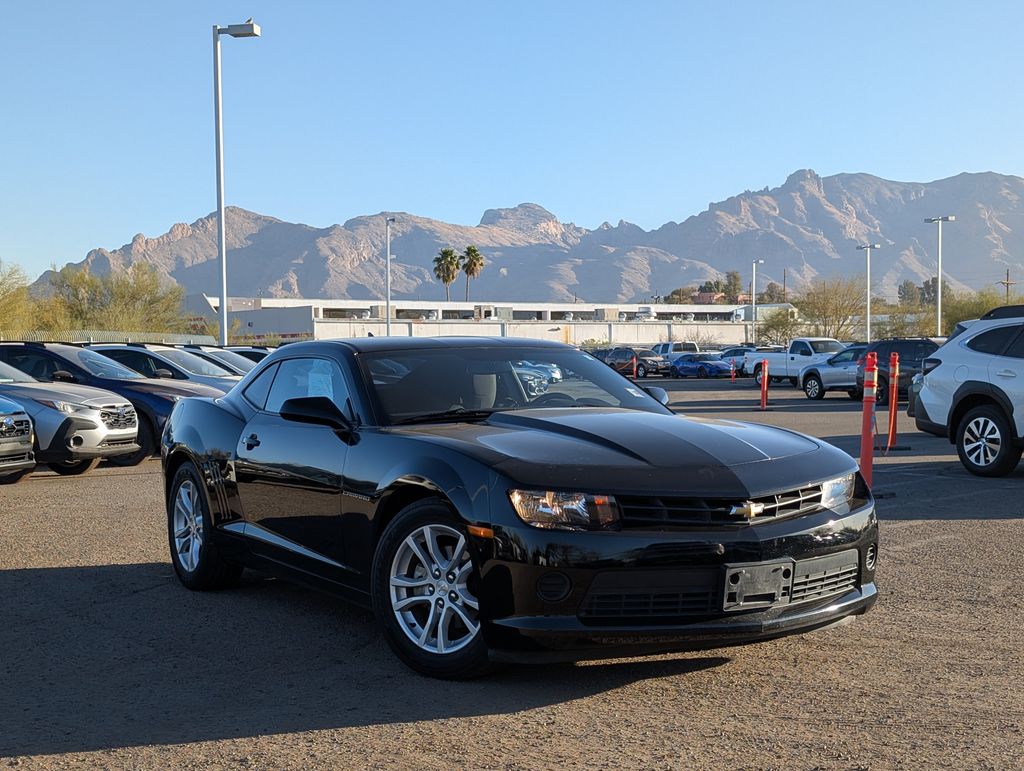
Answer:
372;499;493;679
48;458;100;476
167;462;243;589
636;364;648;378
804;375;825;400
956;406;1022;477
697;366;708;379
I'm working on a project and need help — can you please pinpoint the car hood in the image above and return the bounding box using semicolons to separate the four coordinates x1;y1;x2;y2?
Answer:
390;408;856;497
0;381;131;409
94;378;224;398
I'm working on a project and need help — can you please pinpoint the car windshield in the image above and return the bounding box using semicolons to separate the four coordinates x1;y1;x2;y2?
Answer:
199;348;255;372
691;354;720;361
0;361;35;383
158;349;235;376
636;349;658;357
69;348;144;379
360;346;672;423
809;340;844;353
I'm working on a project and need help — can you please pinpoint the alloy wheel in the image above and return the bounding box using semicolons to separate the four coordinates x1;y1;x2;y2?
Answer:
389;523;480;655
805;378;821;399
963;416;1001;467
172;479;203;572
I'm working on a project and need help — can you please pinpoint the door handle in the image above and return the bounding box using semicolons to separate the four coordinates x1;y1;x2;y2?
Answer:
244;433;261;450
996;370;1017;378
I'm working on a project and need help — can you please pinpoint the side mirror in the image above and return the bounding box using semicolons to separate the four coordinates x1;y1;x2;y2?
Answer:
154;368;175;379
643;386;670;406
51;370;76;383
280;396;352;431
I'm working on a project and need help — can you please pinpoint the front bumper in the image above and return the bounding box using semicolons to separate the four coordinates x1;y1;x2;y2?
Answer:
0;438;35;475
476;500;878;661
35;416;140;464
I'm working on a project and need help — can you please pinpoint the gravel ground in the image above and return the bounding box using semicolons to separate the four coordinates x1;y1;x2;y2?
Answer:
1;380;1022;769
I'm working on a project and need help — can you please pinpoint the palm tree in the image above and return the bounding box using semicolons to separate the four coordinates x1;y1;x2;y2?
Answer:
433;248;460;301
461;245;485;302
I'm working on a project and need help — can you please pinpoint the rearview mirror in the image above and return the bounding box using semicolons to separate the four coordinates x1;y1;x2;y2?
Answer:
280;396;352;431
154;368;174;379
51;370;76;383
643;386;670;406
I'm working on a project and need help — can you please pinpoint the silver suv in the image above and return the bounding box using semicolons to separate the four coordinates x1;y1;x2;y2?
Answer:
915;306;1024;476
0;395;35;484
0;360;139;475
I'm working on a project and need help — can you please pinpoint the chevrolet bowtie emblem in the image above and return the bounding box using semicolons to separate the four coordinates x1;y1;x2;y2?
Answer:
730;500;765;519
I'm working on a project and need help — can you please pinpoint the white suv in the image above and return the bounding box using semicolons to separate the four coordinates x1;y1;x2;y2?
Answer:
915;306;1024;476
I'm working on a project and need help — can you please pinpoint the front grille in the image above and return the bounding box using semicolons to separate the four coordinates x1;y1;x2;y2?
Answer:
99;439;135;448
0;418;31;438
790;552;860;603
0;450;32;467
581;590;715;621
100;405;137;430
618;484;823;528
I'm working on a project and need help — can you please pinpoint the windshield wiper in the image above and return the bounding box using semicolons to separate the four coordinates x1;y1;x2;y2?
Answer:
394;408;500;426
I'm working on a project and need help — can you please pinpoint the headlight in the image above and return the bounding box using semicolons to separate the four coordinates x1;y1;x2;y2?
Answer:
35;400;90;414
508;490;619;530
820;473;856;510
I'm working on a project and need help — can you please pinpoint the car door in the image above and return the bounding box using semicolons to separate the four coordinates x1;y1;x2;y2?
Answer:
788;341;811;375
988;324;1024;438
233;355;357;581
821;348;858;389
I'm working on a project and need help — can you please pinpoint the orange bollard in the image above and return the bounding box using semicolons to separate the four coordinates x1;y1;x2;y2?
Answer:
859;352;878;487
886;352;899;452
631;354;637;379
760;359;769;410
730;361;736;383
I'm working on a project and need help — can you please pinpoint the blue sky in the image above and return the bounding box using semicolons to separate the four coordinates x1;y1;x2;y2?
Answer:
3;0;1023;279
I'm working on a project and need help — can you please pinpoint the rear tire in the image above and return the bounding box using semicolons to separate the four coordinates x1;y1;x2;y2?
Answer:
848;390;862;401
753;366;763;386
875;378;889;406
372;498;494;680
804;375;825;400
956;405;1022;477
697;366;708;379
167;461;243;590
48;458;100;476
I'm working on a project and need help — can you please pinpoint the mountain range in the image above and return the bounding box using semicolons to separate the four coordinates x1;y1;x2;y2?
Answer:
36;169;1024;303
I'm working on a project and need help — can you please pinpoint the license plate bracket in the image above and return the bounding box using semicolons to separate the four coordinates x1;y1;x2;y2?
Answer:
722;560;793;611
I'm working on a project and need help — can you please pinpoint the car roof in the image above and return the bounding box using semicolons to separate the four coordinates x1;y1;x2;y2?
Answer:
268;336;573;356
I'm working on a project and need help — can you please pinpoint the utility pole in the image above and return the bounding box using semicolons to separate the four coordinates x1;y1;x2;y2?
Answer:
782;267;787;303
997;269;1017;304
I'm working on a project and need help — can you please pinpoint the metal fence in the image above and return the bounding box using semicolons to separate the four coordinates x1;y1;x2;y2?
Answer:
0;330;217;345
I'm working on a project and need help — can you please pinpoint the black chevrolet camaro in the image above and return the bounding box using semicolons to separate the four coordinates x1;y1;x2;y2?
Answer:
162;337;877;678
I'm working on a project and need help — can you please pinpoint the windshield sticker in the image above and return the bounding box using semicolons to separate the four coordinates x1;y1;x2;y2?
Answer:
625;387;643;397
307;361;335;400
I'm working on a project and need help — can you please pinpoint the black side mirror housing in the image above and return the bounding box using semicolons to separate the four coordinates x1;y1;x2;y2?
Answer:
51;370;76;383
154;368;175;379
643;386;670;406
280;396;352;431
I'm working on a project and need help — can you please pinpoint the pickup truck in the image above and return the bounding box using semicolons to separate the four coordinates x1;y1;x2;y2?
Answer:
744;338;845;386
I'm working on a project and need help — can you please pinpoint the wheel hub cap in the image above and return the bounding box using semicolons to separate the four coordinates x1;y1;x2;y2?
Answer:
389;523;480;655
172;480;203;572
964;417;1001;467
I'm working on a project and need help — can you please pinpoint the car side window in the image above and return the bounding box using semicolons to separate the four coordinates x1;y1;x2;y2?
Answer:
966;325;1019;355
264;358;352;416
791;342;810;356
989;325;1024;359
243;363;279;409
6;352;61;380
105;349;156;377
831;350;853;364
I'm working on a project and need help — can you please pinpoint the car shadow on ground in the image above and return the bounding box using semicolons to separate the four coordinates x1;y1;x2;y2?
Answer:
0;563;729;757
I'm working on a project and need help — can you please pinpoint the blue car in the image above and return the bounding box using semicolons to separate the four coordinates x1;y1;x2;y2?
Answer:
670;353;733;378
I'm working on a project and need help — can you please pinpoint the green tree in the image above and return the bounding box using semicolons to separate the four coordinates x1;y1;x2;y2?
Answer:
758;281;786;304
433;248;461;302
897;280;920;307
461;245;485;302
723;270;743;303
919;276;951;306
0;260;33;331
942;288;1009;330
698;279;724;293
794;277;866;339
757;308;803;345
40;263;187;333
666;286;697;303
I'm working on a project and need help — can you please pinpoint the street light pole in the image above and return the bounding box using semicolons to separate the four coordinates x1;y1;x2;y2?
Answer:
925;216;955;336
857;244;880;342
212;19;261;346
385;216;396;336
751;259;764;344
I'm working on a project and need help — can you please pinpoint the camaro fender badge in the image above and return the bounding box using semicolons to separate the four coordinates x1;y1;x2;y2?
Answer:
730;500;765;519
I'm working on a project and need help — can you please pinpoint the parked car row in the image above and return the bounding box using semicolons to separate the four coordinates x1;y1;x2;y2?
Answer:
0;341;277;482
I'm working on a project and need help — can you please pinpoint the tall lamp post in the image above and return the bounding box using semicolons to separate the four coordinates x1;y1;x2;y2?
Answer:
213;19;261;346
385;216;396;336
751;259;764;343
924;215;955;336
857;244;880;342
